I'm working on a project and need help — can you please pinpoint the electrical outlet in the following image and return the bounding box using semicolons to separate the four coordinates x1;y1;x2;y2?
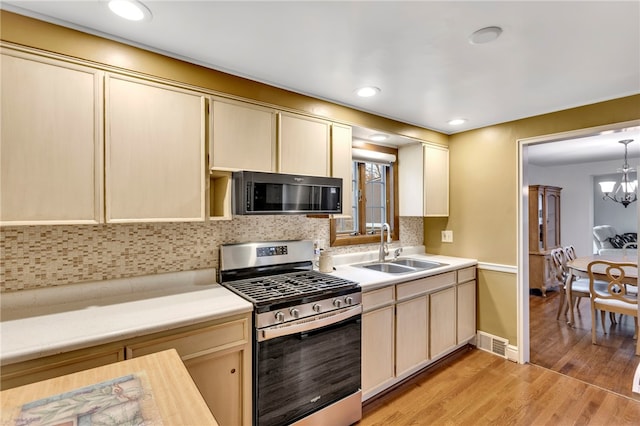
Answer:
441;230;453;243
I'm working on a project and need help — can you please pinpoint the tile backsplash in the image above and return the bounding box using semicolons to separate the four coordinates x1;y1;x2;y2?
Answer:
0;216;423;292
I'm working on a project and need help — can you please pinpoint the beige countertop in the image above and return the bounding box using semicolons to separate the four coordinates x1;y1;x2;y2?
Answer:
329;246;477;291
1;248;477;367
1;268;252;365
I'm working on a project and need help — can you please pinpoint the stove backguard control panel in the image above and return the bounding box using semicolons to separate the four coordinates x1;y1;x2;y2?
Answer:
256;245;288;257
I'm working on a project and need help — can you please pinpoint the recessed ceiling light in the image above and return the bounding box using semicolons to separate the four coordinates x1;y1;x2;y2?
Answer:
469;26;503;45
370;134;388;142
108;0;152;21
448;118;467;126
356;86;381;97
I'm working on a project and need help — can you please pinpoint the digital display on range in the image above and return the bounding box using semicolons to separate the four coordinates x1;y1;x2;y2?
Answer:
256;246;288;257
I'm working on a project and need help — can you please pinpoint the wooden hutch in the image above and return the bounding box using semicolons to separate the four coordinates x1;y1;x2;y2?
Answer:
528;185;562;296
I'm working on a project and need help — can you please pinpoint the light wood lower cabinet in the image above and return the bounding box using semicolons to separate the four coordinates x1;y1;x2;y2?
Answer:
395;295;428;376
361;265;477;401
125;316;251;426
457;278;477;344
430;287;457;359
0;344;124;390
1;315;251;426
361;287;395;396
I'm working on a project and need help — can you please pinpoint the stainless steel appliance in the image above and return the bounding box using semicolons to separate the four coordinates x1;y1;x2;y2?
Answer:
233;171;342;215
219;240;362;426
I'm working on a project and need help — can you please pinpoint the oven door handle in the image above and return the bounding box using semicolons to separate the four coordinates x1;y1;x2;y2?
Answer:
258;305;362;342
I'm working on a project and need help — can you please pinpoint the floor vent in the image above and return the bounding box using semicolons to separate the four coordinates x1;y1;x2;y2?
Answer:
476;331;508;358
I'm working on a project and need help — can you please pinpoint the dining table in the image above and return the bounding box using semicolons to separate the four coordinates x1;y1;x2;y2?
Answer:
564;254;638;327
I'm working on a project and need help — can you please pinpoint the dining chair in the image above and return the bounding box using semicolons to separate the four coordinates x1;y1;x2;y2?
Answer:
564;245;577;261
587;260;639;356
552;249;570;320
555;247;609;325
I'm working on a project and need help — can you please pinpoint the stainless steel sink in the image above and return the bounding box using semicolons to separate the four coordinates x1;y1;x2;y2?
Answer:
360;263;417;274
358;258;448;274
390;258;448;270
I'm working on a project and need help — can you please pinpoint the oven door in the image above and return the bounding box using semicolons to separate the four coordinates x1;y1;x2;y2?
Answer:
255;306;362;426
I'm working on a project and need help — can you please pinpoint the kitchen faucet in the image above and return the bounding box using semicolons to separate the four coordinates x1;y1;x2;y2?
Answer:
379;223;391;262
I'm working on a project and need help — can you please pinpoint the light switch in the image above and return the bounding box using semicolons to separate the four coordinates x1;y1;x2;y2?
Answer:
441;230;453;243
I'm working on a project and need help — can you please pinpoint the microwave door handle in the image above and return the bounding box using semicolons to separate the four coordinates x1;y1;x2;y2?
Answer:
257;305;362;342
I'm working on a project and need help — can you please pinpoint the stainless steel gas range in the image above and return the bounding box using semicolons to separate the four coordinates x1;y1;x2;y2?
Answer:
219;240;362;426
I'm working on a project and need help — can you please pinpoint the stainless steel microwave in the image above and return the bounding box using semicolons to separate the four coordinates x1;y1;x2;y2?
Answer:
233;171;342;215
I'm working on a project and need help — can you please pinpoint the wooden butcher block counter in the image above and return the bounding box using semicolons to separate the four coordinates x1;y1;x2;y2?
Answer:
0;349;218;425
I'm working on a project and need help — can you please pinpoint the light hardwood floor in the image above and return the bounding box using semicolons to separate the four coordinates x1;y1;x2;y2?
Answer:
530;290;640;400
360;348;640;425
359;291;640;425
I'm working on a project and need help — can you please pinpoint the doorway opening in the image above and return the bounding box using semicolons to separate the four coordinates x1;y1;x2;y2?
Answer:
517;120;640;399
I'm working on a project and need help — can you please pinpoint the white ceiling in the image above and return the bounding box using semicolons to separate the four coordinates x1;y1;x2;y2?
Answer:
527;125;640;167
2;1;639;165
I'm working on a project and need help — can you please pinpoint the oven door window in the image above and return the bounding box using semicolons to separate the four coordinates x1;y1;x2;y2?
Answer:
256;316;361;426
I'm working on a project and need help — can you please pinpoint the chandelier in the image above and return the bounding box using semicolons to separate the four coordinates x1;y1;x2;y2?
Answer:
599;139;637;208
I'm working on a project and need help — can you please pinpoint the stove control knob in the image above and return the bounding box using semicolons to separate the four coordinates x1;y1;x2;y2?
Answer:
312;304;322;313
290;308;300;319
275;311;285;323
344;296;354;305
333;299;342;308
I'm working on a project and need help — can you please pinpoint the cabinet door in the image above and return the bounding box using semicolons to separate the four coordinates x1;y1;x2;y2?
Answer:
126;318;250;426
362;305;395;395
278;112;330;176
0;49;103;225
423;144;449;217
430;286;456;359
105;74;206;222
331;123;353;217
184;349;244;426
398;143;424;216
396;296;428;376
211;98;276;172
457;280;476;344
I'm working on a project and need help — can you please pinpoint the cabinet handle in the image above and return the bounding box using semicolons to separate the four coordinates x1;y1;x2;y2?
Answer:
230;368;236;374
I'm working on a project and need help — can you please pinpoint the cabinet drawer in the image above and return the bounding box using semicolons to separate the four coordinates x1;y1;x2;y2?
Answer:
363;286;394;312
1;345;124;390
396;271;456;300
126;319;248;360
457;267;476;283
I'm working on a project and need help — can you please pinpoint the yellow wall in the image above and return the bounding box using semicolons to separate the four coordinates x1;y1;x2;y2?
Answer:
425;95;640;342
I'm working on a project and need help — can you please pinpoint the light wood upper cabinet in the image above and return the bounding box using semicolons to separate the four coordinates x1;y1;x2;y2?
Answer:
278;112;330;176
0;49;104;225
398;143;424;217
398;143;449;217
105;74;206;222
331;123;353;217
211;98;276;172
424;144;449;216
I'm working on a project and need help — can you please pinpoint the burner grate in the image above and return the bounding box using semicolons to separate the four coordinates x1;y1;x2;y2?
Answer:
223;270;358;305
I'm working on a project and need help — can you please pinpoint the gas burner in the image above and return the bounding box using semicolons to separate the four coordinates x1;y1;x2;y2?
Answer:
222;270;358;306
